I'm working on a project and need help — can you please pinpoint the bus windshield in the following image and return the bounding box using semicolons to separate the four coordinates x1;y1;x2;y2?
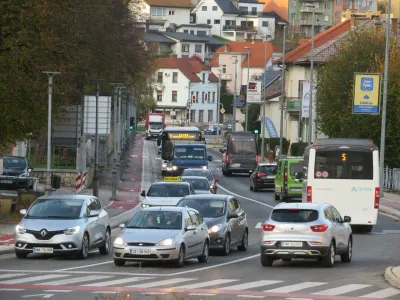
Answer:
173;147;206;160
314;150;373;180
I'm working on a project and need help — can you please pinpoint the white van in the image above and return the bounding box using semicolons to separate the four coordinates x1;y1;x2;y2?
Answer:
299;138;379;232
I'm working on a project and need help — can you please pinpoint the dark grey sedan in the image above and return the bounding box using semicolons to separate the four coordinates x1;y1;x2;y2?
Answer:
177;194;248;256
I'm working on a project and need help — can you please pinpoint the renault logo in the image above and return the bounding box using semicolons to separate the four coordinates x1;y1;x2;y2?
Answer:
290;226;294;230
40;230;47;237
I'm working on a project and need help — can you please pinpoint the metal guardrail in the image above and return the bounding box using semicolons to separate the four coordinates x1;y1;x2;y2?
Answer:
383;168;400;191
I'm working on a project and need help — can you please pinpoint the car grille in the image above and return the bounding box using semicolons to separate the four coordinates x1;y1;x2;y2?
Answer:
127;242;156;246
23;243;64;250
26;229;65;240
123;254;158;259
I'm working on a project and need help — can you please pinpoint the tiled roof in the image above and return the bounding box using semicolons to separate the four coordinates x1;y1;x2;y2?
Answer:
297;38;310;45
209;41;274;68
177;24;212;28
274;19;352;64
163;32;210;42
144;0;194;8
272;44;282;52
146;32;175;43
215;0;240;14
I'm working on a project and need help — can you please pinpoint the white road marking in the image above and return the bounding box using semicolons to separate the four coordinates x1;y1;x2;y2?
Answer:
43;290;73;293
377;211;399;220
0;274;69;284
131;278;195;288
188;293;217;296
91;291;115;294
22;294;53;299
141;292;167;295
83;277;154;287
36;275;113;286
0;269;164;277
0;288;25;291
173;279;238;289
237;296;265;299
217;184;274;209
360;287;400;298
381;230;400;234
220;280;282;290
255;222;262;229
285;298;314;300
312;284;371;295
0;273;26;279
265;282;327;293
55;260;114;271
0;254;17;260
214;160;222;162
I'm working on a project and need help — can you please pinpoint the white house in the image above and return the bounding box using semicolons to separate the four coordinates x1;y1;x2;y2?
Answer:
192;0;275;41
153;57;218;125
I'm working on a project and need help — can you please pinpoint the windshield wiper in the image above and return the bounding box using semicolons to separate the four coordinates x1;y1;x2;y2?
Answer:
39;216;75;219
125;226;141;229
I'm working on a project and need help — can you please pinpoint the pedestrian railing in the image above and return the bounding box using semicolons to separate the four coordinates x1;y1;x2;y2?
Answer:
383;167;400;191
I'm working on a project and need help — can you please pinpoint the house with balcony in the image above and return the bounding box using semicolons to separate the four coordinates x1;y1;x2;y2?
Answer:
192;0;276;41
153;57;219;125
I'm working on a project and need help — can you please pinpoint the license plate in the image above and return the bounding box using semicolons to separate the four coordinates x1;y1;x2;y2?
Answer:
281;242;303;247
0;180;13;184
291;188;302;192
261;176;268;179
33;247;53;253
130;248;151;255
231;164;240;167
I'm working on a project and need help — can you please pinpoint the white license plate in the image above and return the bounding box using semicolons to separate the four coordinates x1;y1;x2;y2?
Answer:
291;188;302;192
0;180;13;184
33;247;54;254
281;242;303;247
130;248;151;255
231;164;240;167
261;176;268;179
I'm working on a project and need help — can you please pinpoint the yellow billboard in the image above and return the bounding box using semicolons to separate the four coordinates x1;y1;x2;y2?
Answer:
353;73;381;114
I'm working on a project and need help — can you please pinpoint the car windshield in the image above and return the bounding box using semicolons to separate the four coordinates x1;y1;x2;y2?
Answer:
228;141;256;155
173;147;206;160
3;157;26;169
147;184;189;197
178;199;226;218
259;165;277;175
182;170;212;181
26;199;83;219
182;178;209;190
126;211;182;230
150;122;163;129
271;209;319;223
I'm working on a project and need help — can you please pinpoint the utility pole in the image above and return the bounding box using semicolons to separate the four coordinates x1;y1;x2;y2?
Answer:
379;0;392;197
116;86;124;187
279;23;287;155
306;4;316;145
110;83;122;200
42;71;60;195
217;68;221;144
261;41;267;162
244;47;251;132
92;79;104;198
232;56;238;132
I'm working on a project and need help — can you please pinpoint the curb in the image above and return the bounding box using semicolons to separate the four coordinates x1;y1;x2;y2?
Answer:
379;204;400;220
384;266;400;289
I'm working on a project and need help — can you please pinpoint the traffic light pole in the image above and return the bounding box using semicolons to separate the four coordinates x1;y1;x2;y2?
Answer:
110;83;122;200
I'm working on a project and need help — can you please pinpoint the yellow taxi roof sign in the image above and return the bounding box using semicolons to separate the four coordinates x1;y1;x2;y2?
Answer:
164;176;182;182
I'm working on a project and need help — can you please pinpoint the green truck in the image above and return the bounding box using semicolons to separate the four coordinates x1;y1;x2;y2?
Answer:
274;156;304;202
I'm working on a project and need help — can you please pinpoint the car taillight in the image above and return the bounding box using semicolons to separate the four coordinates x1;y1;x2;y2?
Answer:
262;224;275;231
284;168;288;181
374;187;380;209
256;154;259;164
310;224;328;232
226;154;230;164
307;186;312;202
257;172;267;177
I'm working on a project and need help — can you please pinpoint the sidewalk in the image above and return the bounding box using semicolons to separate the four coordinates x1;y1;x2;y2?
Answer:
0;132;146;255
381;191;400;219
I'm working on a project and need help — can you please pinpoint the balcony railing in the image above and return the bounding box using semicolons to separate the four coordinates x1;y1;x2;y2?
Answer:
299;20;323;26
222;25;257;32
205;52;214;60
220;74;232;80
299;7;324;13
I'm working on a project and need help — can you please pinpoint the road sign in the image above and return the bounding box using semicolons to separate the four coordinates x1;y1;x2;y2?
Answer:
220;108;225;114
352;73;381;114
164;176;182;182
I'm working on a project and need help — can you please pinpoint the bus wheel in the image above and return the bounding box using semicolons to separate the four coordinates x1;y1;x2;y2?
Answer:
362;225;373;233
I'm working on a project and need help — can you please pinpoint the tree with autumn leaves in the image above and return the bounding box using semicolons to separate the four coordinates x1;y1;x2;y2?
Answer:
0;0;156;151
316;25;400;167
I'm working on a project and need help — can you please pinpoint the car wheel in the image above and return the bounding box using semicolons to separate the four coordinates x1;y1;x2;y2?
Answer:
237;230;248;251
222;234;230;256
226;171;232;177
253;185;258;192
322;242;335;268
261;254;273;267
176;245;185;268
15;252;27;259
99;229;111;255
198;241;209;263
78;233;89;260
114;259;125;266
341;237;352;263
282;258;292;262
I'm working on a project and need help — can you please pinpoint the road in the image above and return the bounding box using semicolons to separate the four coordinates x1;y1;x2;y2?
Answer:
0;139;400;300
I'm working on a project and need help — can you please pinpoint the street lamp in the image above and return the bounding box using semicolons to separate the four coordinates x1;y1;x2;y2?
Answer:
232;56;238;132
217;68;222;144
305;3;316;145
244;46;251;132
110;83;122;201
278;22;287;156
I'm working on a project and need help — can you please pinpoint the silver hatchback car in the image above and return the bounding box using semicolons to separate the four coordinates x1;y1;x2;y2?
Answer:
14;195;111;259
260;202;352;268
113;207;210;268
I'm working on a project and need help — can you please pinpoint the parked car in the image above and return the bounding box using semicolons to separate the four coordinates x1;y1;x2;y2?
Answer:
113;207;210;268
274;156;304;201
260;202;352;268
14;195;111;259
181;176;213;194
140;181;195;207
0;156;34;190
177;194;248;255
181;168;220;194
250;163;277;192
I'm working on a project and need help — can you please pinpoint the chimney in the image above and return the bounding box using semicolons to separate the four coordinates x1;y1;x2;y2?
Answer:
224;43;229;52
392;18;398;35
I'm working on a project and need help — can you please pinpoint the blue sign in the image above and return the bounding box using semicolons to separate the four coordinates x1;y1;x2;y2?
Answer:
360;77;374;91
265;117;278;138
353;73;381;114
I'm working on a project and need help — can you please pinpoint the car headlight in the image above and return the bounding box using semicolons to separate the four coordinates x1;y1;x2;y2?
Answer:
208;224;222;233
156;238;174;246
64;226;80;235
202;166;208;170
114;237;127;246
162;163;167;168
16;225;26;234
142;203;150;208
172;166;178;170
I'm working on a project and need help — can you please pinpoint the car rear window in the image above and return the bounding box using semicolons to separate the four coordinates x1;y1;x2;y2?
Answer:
260;165;277;175
271;209;319;223
289;162;303;177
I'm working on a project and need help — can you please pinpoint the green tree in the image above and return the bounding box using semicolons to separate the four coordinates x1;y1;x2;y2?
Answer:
220;86;233;114
240;104;260;132
316;26;400;167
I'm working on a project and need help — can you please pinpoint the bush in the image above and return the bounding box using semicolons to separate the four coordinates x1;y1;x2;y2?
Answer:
290;142;308;156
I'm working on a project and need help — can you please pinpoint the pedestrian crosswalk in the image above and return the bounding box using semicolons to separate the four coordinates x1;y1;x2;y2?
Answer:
0;272;399;299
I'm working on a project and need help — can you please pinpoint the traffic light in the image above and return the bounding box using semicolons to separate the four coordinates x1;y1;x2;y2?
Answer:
254;129;259;134
130;117;135;130
139;113;143;121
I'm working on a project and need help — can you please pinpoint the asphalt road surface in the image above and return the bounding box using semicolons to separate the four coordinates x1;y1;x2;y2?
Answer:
0;140;400;300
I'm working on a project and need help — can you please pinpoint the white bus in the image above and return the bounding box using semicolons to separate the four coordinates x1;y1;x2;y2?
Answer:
300;138;379;232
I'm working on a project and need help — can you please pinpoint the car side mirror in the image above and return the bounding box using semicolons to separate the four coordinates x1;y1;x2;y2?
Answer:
20;209;27;216
141;190;146;197
89;210;100;217
208;156;213;161
119;223;126;229
185;225;197;231
228;212;239;219
343;216;351;223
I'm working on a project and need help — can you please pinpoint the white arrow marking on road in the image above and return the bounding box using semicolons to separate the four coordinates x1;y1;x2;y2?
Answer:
22;294;54;299
255;222;262;229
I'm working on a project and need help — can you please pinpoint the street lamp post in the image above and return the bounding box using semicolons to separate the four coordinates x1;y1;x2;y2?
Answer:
379;0;392;197
260;37;271;162
217;68;222;144
305;4;316;145
278;22;287;155
42;71;60;195
232;56;238;132
110;83;122;200
244;47;251;132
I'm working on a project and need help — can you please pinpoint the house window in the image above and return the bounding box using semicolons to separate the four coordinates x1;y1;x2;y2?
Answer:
324;2;330;8
191;91;195;102
262;21;268;27
190;30;195;34
222;65;226;73
292;0;296;7
197;30;207;36
208;110;213;122
184;30;189;33
172;91;177;102
199;110;204;122
151;7;164;16
369;1;372;6
214;19;220;24
208;92;211;101
202;6;207;11
212;6;218;11
251;7;257;15
205;92;208;101
169;10;175;15
201;92;205;102
336;0;340;4
157;90;163;102
325;15;329;21
239;6;248;13
182;44;189;52
195;44;202;53
157;72;163;83
207;19;211;24
190;110;195;122
202;73;206;83
335;11;340;18
172;72;178;83
196;91;199;103
212;92;216;102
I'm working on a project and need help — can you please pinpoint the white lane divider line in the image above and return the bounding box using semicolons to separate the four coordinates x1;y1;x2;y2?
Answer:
360;287;400;298
255;222;262;229
0;274;70;285
264;282;327;293
0;273;27;279
173;279;239;289
0;288;25;291
83;277;154;287
43;290;73;293
312;284;371;296
130;278;195;288
188;293;217;296
237;296;265;299
220;280;282;290
36;275;113;286
217;184;274;209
